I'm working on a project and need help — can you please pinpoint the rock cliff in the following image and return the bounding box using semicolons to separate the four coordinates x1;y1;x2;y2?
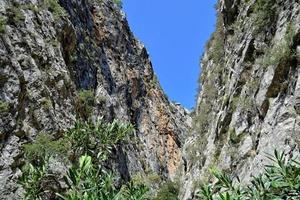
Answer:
181;0;300;199
0;0;191;199
2;0;298;199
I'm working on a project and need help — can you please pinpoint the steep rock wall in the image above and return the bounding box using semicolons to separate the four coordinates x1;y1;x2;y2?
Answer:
181;0;300;199
0;0;191;199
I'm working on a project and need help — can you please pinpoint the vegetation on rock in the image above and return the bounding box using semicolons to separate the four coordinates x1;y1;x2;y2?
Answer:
196;151;300;200
0;16;7;33
59;154;148;200
75;90;95;120
20;119;148;200
0;100;9;113
154;181;179;200
253;0;277;33
113;0;123;8
260;23;296;69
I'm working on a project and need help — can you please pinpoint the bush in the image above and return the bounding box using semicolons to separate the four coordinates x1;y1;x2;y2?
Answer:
67;119;134;161
0;16;7;33
196;150;300;199
40;97;52;110
75;90;95;120
7;5;25;25
228;128;246;145
20;120;139;199
261;40;291;68
20;161;48;200
154;181;179;200
113;0;123;8
57;154;148;200
23;133;70;163
260;23;296;69
253;0;277;33
0;100;9;113
21;134;71;199
44;0;67;19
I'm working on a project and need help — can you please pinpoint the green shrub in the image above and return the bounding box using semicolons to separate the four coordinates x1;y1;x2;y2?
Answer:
20;161;47;200
0;16;7;33
23;133;70;163
285;23;297;47
154;181;179;200
232;96;255;112
118;180;149;200
260;23;296;69
0;100;9;113
40;97;52;109
113;0;123;8
208;14;225;64
24;3;40;13
44;0;67;19
20;120;140;200
17;1;66;20
21;134;71;199
58;155;148;200
75;90;95;120
7;6;25;24
196;150;300;199
253;0;277;33
67;119;134;160
228;128;246;145
261;40;291;68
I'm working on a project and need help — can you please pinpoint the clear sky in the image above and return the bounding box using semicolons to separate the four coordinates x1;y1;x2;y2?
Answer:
123;0;217;109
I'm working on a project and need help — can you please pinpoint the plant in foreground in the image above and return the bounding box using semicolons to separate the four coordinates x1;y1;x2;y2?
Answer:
196;150;300;200
20;119;147;200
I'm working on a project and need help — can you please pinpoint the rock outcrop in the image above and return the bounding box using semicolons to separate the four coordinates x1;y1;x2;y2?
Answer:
0;0;191;199
180;0;300;199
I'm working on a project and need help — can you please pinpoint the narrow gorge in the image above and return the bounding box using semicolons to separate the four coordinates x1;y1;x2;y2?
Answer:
0;0;300;199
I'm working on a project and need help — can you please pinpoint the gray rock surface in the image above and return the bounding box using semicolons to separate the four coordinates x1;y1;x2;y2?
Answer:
0;0;191;199
180;0;300;199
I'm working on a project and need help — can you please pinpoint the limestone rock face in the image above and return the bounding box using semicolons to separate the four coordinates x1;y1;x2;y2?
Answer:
180;0;300;199
0;0;191;199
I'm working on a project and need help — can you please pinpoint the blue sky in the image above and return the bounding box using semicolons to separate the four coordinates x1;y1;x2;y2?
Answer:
123;0;216;109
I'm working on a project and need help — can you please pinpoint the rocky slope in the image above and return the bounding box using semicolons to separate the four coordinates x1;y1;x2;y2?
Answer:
180;0;300;199
0;0;191;199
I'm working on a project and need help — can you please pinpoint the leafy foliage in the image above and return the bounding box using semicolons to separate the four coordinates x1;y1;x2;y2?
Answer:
119;181;149;200
67;119;134;161
7;5;25;24
154;181;179;200
59;155;148;200
20;162;47;200
20;120;147;200
196;150;300;199
75;90;95;120
0;100;9;113
23;133;70;163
